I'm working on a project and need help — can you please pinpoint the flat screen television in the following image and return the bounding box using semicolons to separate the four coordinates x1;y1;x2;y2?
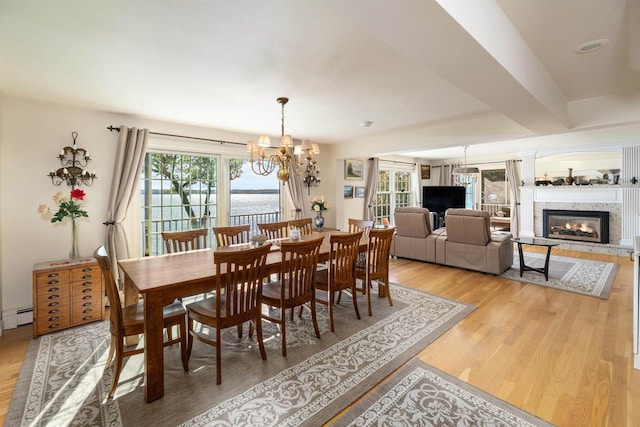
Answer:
422;186;466;214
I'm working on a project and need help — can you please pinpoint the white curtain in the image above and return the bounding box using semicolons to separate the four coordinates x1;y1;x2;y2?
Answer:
105;126;149;286
364;158;379;220
285;168;305;220
412;163;421;206
439;164;457;186
505;159;520;237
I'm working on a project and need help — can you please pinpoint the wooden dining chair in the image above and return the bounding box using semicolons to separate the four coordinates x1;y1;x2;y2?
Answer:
257;220;289;240
185;243;272;385
162;228;209;254
314;231;363;332
355;227;395;316
348;218;374;235
261;236;324;356
288;218;313;236
93;246;188;398
212;224;250;247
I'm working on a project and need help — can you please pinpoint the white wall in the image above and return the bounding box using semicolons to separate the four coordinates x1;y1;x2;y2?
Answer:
0;97;340;323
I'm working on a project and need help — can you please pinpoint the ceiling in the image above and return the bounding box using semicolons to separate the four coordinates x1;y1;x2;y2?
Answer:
1;0;639;160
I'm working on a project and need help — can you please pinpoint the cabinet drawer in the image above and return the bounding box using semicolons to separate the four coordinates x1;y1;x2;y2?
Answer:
36;287;70;305
71;278;100;291
72;264;100;282
72;291;101;306
72;307;101;324
36;270;70;287
37;316;71;333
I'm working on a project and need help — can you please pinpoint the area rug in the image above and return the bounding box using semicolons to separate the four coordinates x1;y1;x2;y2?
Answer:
6;283;474;426
500;252;618;299
334;358;554;426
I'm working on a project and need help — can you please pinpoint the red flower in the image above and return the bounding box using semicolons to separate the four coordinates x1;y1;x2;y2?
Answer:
70;189;86;201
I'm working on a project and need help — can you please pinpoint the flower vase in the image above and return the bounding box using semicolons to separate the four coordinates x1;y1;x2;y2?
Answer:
69;219;79;260
314;211;325;231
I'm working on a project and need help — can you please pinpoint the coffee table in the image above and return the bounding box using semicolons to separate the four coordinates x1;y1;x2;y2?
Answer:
511;237;559;281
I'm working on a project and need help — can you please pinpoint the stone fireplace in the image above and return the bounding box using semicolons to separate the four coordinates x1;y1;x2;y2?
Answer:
543;209;609;244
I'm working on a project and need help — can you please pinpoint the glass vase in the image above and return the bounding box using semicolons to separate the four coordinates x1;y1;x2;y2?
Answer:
314;211;325;231
69;218;79;260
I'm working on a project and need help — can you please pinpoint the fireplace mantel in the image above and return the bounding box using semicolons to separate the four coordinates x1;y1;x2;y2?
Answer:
533;186;622;204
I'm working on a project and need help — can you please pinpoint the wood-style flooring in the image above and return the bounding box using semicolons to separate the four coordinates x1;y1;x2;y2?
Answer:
1;248;638;426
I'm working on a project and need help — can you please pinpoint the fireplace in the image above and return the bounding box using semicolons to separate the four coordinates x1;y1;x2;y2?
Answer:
543;209;609;243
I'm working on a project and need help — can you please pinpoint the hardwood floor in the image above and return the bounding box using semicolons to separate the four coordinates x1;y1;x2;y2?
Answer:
1;248;638;425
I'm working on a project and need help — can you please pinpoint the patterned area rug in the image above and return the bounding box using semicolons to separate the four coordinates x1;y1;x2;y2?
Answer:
335;358;555;427
500;252;618;299
6;284;474;426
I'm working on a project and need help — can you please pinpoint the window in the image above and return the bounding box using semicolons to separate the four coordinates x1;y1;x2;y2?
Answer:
374;169;414;225
480;169;509;215
141;152;219;256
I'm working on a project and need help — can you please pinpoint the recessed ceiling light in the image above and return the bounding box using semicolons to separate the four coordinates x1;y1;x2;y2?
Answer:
361;120;373;127
573;39;609;54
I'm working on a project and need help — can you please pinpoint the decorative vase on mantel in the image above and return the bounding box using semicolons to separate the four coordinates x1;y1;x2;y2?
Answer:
314;211;325;231
69;218;79;260
565;168;574;185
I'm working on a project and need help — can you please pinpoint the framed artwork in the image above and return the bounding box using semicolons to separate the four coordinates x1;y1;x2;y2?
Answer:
344;159;364;180
344;185;354;198
355;186;366;198
421;164;431;179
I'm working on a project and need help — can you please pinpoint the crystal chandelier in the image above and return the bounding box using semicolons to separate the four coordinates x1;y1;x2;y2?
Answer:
247;97;320;184
452;146;479;186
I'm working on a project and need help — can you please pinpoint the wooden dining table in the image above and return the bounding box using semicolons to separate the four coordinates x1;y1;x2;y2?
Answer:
118;229;366;403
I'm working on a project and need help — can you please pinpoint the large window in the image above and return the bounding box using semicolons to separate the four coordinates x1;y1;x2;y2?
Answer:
140;153;219;256
480;169;509;215
374;169;414;225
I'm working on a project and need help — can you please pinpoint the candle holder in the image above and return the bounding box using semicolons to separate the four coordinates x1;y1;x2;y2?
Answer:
48;131;97;189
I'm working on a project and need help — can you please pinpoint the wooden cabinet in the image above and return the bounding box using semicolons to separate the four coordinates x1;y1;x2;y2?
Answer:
33;257;104;338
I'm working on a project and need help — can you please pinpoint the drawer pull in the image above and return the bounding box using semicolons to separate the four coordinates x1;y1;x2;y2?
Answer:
82;267;92;272
48;287;59;292
48;280;59;285
82;288;92;293
82;308;93;313
82;302;93;307
82;315;93;321
48;301;59;307
48;295;59;300
48;323;60;329
48;316;59;321
82;275;92;279
82;281;92;287
48;309;59;314
47;272;59;278
82;295;92;300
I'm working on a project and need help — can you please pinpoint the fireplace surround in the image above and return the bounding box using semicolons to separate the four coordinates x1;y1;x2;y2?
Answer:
543;209;609;244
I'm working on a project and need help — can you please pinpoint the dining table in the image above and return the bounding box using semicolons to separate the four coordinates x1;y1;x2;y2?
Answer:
118;229;367;403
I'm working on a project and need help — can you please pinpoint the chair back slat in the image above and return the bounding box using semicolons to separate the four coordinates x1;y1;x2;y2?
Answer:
214;244;271;323
366;227;395;278
329;231;363;290
280;236;324;301
257;221;289;239
213;224;250;247
288;218;313;236
348;218;374;236
93;246;124;335
162;229;208;253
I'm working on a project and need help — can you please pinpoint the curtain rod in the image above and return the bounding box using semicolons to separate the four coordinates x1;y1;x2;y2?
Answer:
371;158;416;166
430;159;522;168
107;125;246;147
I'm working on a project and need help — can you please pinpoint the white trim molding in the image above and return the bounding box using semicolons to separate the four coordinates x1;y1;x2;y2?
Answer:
534;186;622;204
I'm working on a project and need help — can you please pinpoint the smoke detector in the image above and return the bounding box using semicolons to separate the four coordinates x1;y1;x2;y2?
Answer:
361;120;374;127
573;39;609;54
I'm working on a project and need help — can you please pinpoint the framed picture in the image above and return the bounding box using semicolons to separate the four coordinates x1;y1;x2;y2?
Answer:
344;185;354;198
421;164;431;179
344;159;364;180
355;186;366;198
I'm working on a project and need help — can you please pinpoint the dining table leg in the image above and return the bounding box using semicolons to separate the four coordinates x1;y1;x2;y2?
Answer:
143;291;165;402
123;275;140;347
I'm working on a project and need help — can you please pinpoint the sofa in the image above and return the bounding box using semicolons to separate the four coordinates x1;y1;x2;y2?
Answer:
390;207;513;275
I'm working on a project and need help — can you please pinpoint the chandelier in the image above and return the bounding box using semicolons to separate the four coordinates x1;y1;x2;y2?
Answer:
48;131;97;189
452;145;479;186
247;97;320;184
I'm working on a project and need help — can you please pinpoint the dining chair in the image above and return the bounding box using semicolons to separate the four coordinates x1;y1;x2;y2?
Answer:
185;243;272;385
348;218;374;235
162;228;209;254
314;231;364;332
261;236;324;356
93;246;188;398
212;224;251;247
355;227;396;316
257;220;289;240
288;218;313;236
